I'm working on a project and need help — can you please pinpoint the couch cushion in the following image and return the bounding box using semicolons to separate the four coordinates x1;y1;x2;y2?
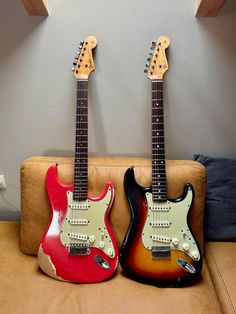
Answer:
205;242;236;314
194;154;236;241
20;156;206;255
0;221;221;314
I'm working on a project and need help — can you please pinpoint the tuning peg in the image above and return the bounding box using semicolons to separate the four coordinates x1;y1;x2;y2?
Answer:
80;40;84;45
152;40;156;46
73;62;77;66
71;67;75;71
144;69;148;73
147;58;151;62
79;45;83;49
149;52;153;56
145;63;150;68
77;51;80;55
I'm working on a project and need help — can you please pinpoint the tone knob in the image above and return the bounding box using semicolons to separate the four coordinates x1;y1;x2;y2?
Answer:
172;237;179;246
191;251;199;260
107;248;114;257
99;241;105;248
89;235;95;243
182;243;189;251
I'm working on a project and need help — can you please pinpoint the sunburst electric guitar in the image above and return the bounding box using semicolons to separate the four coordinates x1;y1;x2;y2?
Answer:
120;36;202;286
38;36;119;283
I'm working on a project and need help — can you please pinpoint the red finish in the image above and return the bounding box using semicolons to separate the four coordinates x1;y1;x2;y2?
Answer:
40;165;119;283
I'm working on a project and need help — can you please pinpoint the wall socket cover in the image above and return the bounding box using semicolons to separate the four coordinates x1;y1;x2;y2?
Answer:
0;175;6;190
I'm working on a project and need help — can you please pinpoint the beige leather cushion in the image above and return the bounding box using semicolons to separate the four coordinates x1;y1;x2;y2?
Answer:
20;156;206;255
0;222;221;314
205;242;236;314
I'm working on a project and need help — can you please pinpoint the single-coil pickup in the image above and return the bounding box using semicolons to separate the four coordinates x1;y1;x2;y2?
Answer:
151;235;171;243
150;221;170;227
68;219;88;225
150;206;170;212
68;233;88;241
69;203;89;210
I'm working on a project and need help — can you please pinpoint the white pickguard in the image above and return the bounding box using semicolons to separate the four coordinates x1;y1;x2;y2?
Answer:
142;186;200;261
60;189;115;258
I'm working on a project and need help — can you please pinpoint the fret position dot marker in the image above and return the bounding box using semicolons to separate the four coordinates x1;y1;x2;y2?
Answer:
156;103;159;106
157;119;159;121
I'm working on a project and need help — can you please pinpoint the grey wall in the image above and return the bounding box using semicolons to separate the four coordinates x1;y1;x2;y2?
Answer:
0;0;236;220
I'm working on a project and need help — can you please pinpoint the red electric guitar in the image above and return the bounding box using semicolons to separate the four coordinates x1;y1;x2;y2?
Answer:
38;36;119;283
120;36;202;286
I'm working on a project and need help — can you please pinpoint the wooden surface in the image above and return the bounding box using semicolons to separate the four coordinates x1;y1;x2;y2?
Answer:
20;0;49;16
195;0;225;17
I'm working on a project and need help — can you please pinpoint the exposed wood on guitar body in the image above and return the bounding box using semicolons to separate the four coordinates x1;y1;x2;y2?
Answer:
38;245;64;281
195;0;225;17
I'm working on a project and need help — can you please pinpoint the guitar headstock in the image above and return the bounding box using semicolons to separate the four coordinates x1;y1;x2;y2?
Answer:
144;35;170;80
72;36;97;80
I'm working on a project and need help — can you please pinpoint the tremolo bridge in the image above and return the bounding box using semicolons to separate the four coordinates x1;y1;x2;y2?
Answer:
68;243;90;255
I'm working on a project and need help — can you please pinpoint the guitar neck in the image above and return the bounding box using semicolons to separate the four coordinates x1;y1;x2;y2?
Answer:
73;79;88;201
152;80;167;202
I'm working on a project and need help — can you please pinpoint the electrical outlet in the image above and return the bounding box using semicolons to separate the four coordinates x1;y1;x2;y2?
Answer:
0;175;6;190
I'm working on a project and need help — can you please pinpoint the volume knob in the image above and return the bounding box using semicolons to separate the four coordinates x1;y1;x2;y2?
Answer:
172;237;179;246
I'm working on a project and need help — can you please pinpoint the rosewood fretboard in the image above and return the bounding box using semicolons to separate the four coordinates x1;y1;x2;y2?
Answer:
73;79;88;202
152;80;167;202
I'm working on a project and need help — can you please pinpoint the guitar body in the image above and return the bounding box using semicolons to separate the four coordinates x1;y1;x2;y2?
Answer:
120;167;202;287
38;165;119;283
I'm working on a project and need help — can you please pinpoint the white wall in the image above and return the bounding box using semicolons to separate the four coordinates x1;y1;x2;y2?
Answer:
0;0;236;219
